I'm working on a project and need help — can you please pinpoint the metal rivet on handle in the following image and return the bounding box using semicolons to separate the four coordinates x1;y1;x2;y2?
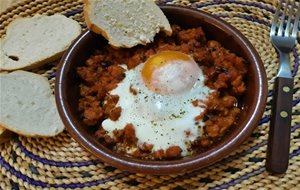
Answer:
283;86;290;93
280;111;288;118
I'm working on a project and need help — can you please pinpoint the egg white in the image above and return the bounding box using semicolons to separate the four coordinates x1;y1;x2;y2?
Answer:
102;63;214;156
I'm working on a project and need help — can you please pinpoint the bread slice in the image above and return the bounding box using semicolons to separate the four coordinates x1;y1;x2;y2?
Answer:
83;0;172;48
0;71;64;137
0;14;81;71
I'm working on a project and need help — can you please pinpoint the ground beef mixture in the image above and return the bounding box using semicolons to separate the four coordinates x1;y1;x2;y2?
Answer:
77;25;248;160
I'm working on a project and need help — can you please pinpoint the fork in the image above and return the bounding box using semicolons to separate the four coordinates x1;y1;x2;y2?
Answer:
266;0;299;174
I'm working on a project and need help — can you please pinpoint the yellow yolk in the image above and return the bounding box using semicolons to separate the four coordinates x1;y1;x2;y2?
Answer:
141;51;201;95
142;51;192;81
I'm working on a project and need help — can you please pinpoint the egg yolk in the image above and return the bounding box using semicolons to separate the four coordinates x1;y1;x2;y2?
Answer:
141;51;201;95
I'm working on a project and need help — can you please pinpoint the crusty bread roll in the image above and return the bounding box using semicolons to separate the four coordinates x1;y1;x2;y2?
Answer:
0;14;81;71
83;0;172;48
0;71;64;137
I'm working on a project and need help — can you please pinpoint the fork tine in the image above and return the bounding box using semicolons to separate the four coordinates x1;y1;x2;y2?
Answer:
271;0;283;36
291;1;300;38
284;0;294;36
278;0;289;36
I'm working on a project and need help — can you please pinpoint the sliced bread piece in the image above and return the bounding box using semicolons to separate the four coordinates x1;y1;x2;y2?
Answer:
0;71;64;137
0;14;81;71
83;0;172;48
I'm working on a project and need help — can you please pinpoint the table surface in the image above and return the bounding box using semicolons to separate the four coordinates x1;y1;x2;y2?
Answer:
0;0;299;189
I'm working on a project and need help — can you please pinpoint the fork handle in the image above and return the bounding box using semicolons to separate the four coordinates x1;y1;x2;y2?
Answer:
266;76;293;174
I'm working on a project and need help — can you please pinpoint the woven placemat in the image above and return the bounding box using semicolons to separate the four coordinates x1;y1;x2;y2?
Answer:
0;0;299;189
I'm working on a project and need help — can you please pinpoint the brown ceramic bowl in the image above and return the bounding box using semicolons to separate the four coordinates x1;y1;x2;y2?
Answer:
55;5;268;175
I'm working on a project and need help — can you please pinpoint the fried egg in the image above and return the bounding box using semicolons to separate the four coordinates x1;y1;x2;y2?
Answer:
102;51;214;156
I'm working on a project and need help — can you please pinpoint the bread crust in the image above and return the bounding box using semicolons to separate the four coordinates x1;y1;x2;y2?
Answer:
0;122;61;137
0;49;64;71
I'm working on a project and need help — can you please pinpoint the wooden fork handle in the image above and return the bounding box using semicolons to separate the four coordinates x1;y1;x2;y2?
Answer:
266;76;293;174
